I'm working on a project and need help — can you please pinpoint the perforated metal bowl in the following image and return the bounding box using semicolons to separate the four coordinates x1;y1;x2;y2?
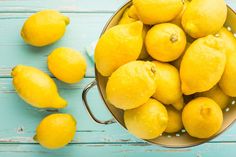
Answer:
82;1;236;148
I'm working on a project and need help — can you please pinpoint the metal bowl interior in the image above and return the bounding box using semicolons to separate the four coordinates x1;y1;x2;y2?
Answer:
95;1;236;148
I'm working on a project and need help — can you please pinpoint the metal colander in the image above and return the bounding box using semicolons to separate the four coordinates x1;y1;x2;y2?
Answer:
82;1;236;148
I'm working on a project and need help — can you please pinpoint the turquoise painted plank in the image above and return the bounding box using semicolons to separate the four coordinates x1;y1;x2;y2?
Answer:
0;0;128;13
0;78;236;144
0;0;235;13
0;13;113;77
0;143;235;157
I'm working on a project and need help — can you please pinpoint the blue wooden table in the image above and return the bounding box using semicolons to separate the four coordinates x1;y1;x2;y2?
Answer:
0;0;236;156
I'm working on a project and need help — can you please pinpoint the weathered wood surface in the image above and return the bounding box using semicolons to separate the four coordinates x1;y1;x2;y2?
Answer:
0;0;235;156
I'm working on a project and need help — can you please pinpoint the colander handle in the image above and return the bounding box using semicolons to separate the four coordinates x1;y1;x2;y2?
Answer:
82;80;116;125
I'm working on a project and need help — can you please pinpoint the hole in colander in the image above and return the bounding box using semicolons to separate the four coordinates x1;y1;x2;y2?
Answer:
227;26;232;31
225;107;230;112
232;100;236;105
167;135;172;138
234;33;236;38
181;129;186;133
176;133;180;137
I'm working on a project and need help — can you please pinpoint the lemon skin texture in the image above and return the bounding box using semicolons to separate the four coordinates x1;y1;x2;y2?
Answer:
152;61;182;105
124;98;168;139
180;35;226;95
106;61;158;110
48;47;87;84
21;10;70;47
35;113;76;149
182;0;227;38
145;23;186;62
133;0;183;25
95;21;143;76
182;97;223;139
165;106;183;133
11;65;67;109
218;28;236;97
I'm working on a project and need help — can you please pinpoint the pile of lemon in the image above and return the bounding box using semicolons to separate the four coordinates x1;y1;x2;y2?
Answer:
12;10;87;149
95;0;236;140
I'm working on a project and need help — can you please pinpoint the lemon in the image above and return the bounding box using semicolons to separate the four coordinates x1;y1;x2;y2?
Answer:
119;7;137;25
172;96;185;111
133;0;183;25
180;35;226;95
124;98;168;139
152;61;182;105
165;106;183;133
182;0;227;38
171;0;189;27
138;25;150;60
35;113;76;149
48;47;87;84
171;42;191;69
95;21;143;76
106;61;157;110
196;85;231;109
128;5;139;20
182;97;223;138
218;28;236;97
145;23;186;62
21;10;69;47
12;65;67;108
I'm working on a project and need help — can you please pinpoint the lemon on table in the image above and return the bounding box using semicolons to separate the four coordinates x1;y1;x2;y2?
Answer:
95;21;143;76
182;0;227;38
35;113;76;149
124;98;168;139
180;35;226;95
196;85;231;109
152;61;182;105
182;97;223;138
133;0;183;25
165;106;183;133
21;10;70;47
106;61;158;110
145;23;186;62
11;65;67;109
48;47;87;84
218;28;236;97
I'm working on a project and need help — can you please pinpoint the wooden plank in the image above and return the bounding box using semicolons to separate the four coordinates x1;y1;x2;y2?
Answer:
0;78;236;144
0;0;128;13
0;13;113;78
0;143;235;157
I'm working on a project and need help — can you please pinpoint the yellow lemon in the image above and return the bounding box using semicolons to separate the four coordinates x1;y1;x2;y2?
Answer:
133;0;183;25
152;61;182;105
138;25;150;60
95;21;143;76
182;0;227;38
196;85;231;109
124;98;168;139
182;97;223;138
106;61;157;110
145;23;186;62
180;35;226;95
171;42;191;69
128;5;139;20
171;0;189;27
218;28;236;97
165;106;183;133
11;65;67;108
48;47;87;84
21;10;69;47
172;96;185;111
35;113;76;149
119;7;137;25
